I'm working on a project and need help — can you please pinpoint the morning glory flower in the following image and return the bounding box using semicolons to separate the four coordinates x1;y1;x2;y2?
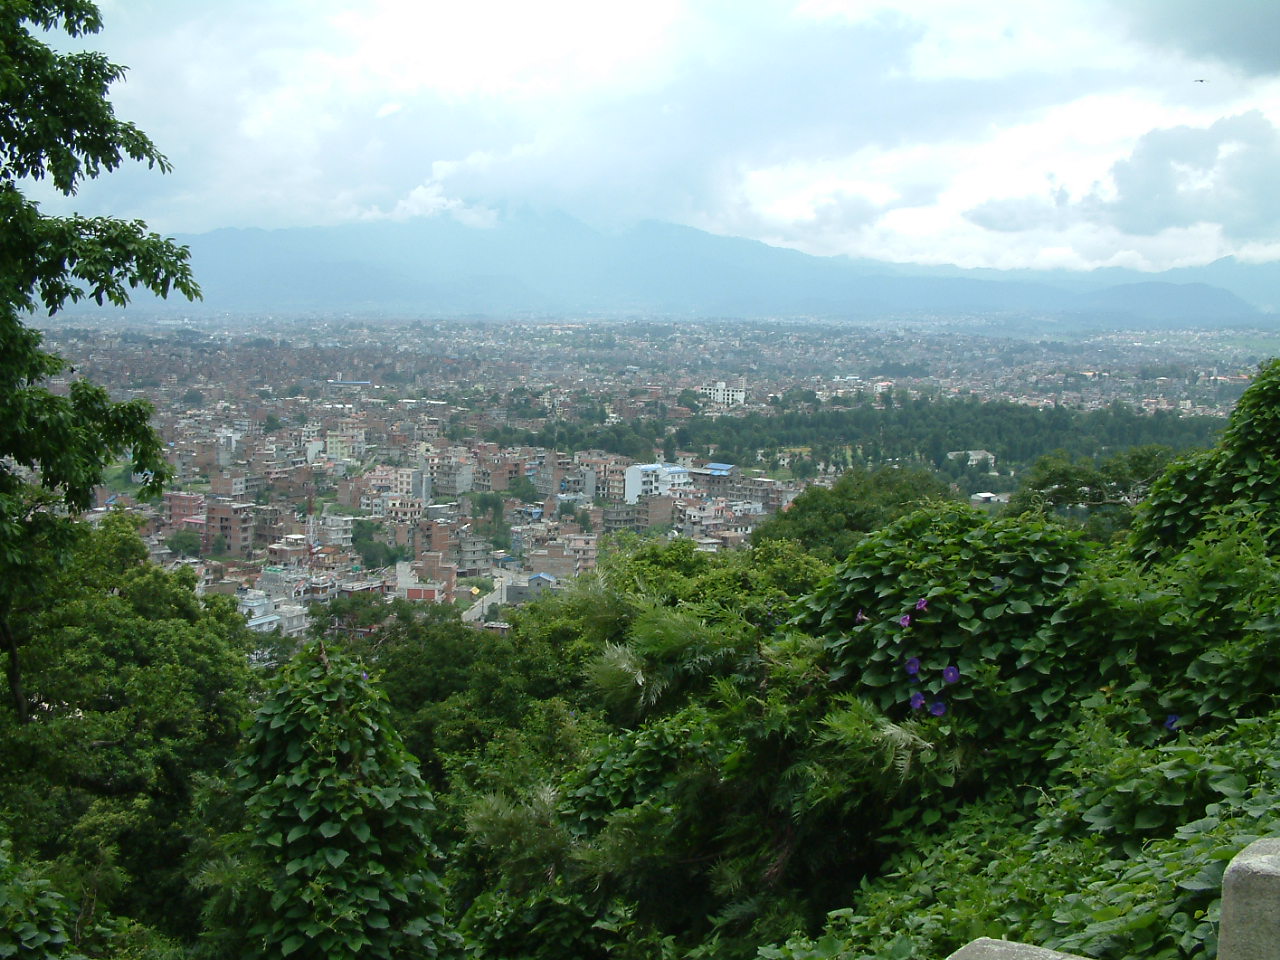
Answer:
915;598;928;611
943;665;960;684
855;609;868;624
905;657;921;676
899;614;911;628
910;691;926;710
1164;714;1180;731
930;701;947;717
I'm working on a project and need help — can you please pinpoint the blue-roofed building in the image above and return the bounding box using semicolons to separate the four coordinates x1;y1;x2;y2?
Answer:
689;461;740;498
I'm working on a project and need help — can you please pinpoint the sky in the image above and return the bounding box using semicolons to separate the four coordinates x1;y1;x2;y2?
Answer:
35;0;1280;273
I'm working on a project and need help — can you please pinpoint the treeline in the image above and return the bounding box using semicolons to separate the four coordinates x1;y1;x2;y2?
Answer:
484;396;1223;474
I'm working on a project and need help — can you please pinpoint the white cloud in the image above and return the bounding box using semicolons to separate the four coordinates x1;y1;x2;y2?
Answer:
27;0;1280;271
794;0;1132;79
325;0;687;101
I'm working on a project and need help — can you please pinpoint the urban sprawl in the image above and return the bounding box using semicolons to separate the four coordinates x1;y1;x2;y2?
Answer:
43;313;1272;639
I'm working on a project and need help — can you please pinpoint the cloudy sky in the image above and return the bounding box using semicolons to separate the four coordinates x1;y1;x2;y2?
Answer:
37;0;1280;272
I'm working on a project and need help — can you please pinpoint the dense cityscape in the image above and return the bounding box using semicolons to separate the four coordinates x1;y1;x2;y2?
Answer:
37;310;1271;638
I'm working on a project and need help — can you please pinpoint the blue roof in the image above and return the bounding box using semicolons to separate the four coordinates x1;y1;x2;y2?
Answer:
706;462;734;471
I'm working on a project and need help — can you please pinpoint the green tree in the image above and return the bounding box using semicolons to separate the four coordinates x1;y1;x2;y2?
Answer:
1008;445;1176;540
1;1;199;723
218;642;454;960
752;465;951;560
508;475;539;503
0;514;257;943
166;528;203;557
351;519;410;569
1132;358;1280;562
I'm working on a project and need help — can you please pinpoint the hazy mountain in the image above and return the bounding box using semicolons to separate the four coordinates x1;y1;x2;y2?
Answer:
170;212;1272;324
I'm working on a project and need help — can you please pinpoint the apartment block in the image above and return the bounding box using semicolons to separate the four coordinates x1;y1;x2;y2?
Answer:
623;462;692;504
207;498;255;557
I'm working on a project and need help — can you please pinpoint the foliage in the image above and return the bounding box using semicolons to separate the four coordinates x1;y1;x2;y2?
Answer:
752;466;951;560
507;475;540;504
0;515;257;942
217;641;454;960
487;396;1221;483
165;528;203;557
1131;358;1280;562
466;492;511;550
760;707;1280;960
799;502;1090;779
585;604;750;722
397;541;837;956
351;518;411;569
1039;514;1280;735
325;599;509;788
0;836;83;959
0;0;198;723
446;400;1280;959
1007;444;1176;539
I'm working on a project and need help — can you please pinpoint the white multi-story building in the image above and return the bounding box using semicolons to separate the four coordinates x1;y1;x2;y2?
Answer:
319;507;353;547
696;379;746;406
364;466;429;499
623;463;693;504
236;588;308;638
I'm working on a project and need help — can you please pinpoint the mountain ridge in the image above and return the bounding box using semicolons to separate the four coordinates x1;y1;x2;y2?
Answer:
155;212;1276;323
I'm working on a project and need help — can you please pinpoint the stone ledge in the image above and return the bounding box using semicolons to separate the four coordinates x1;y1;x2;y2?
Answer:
945;938;1088;960
1218;837;1280;960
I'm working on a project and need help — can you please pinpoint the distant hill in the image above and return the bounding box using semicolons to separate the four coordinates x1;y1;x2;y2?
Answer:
1072;281;1259;322
153;211;1276;324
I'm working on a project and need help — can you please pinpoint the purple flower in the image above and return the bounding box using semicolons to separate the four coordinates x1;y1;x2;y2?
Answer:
899;614;912;628
929;701;947;717
904;657;921;676
915;597;928;611
855;609;868;624
362;671;369;680
910;691;926;710
943;665;960;684
1164;714;1180;731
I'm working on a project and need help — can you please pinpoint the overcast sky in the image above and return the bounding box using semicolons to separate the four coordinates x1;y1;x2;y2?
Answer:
37;0;1280;272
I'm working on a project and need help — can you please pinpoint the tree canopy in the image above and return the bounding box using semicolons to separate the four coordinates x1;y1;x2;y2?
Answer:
0;515;258;952
206;642;454;960
1;0;199;724
751;464;951;559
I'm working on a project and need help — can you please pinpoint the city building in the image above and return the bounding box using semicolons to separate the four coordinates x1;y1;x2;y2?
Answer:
696;378;747;406
623;462;692;504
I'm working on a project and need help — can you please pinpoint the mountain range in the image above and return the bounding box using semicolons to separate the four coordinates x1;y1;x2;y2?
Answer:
157;211;1278;326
